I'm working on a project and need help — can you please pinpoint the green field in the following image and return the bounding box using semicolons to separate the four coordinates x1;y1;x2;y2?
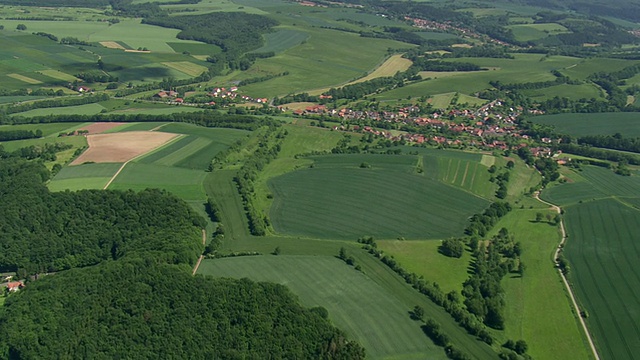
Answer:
255;28;309;54
0;134;86;153
522;83;603;101
269;154;490;240
435;154;496;198
507;23;570;42
376;54;581;100
199;255;447;360
560;58;640;81
563;198;640;360
377;240;471;294
108;163;207;201
489;209;591;360
10;103;106;118
530;112;640;137
48;162;122;191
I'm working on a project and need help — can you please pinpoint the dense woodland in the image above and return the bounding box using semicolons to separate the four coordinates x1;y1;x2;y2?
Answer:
0;159;364;359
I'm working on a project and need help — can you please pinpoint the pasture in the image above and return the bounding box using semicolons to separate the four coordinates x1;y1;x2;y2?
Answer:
108;163;207;201
490;209;592;360
376;240;471;294
563;198;640;360
198;255;448;360
268;154;489;240
530;112;640;137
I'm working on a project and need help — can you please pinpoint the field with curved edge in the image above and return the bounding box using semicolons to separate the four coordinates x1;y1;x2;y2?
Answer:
198;255;448;360
563;198;640;360
268;154;489;240
530;112;640;137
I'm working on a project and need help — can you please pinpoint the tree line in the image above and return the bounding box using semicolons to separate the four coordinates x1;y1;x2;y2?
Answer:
0;129;41;141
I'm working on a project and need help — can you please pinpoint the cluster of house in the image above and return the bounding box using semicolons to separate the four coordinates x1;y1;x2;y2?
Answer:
153;86;268;106
1;274;24;293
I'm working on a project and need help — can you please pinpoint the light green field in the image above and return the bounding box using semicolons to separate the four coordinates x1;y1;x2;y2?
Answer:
560;58;640;80
0;123;79;137
108;163;207;201
436;155;496;198
0;19;205;53
238;28;412;98
10;103;106;118
149;137;212;167
255;28;309;54
376;54;581;99
0;134;86;152
36;69;81;82
161;61;208;77
198;255;445;360
107;107;203;115
530;112;640;137
489;209;592;360
377;240;471;294
523;83;603;101
269;154;490;240
507;23;570;42
48;177;112;191
103;122;168;133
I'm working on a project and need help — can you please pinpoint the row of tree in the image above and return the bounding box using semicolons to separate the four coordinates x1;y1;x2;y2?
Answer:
0;129;41;141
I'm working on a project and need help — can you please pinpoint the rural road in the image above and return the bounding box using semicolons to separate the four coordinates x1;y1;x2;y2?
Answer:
534;192;601;360
192;229;206;275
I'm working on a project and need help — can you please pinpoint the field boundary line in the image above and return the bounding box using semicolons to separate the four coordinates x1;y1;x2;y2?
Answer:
150;123;169;131
192;229;206;275
535;192;601;360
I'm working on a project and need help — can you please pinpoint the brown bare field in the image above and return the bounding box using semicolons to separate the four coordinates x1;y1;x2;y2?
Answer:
71;131;178;165
99;41;126;50
77;122;128;134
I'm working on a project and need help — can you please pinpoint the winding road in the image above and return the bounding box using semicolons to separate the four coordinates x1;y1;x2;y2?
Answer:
534;192;601;360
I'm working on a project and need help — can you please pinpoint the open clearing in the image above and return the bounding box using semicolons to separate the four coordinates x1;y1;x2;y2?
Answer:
198;255;447;360
71;131;179;165
268;154;489;240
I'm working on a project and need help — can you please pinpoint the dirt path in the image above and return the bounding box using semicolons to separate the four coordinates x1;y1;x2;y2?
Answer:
192;229;206;275
103;161;129;190
534;192;601;360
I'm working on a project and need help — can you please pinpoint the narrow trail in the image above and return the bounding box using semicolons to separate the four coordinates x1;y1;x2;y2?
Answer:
103;160;130;190
534;192;601;360
192;229;206;275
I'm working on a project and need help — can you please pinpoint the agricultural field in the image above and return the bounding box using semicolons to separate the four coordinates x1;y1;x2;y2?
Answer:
563;198;640;360
268;153;489;240
254;28;309;54
559;58;640;81
108;162;207;201
530;112;640;137
71;131;179;165
489;209;592;360
507;23;570;42
48;162;122;192
376;54;581;100
522;83;603;101
9;103;106;118
199;255;472;360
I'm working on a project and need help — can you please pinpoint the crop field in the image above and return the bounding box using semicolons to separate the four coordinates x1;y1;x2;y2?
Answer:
0;123;79;137
377;240;471;294
36;69;81;82
523;83;602;101
166;42;222;56
48;162;122;192
161;61;208;77
103;122;168;133
347;55;413;84
7;73;41;84
541;166;640;206
136;135;213;167
239;28;411;98
255;28;309;54
563;198;640;360
198;255;448;360
375;54;581;99
10;103;106;118
507;23;570;42
107;107;203;116
530;112;640;137
108;163;207;201
71;131;178;165
268;154;489;240
560;58;640;80
436;156;496;198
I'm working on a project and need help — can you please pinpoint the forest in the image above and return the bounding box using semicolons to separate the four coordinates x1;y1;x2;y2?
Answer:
0;158;365;359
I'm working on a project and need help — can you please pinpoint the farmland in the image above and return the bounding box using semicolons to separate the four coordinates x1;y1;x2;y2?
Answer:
48;162;122;191
530;112;640;137
268;153;490;240
563;198;640;360
71;131;178;165
108;163;207;201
